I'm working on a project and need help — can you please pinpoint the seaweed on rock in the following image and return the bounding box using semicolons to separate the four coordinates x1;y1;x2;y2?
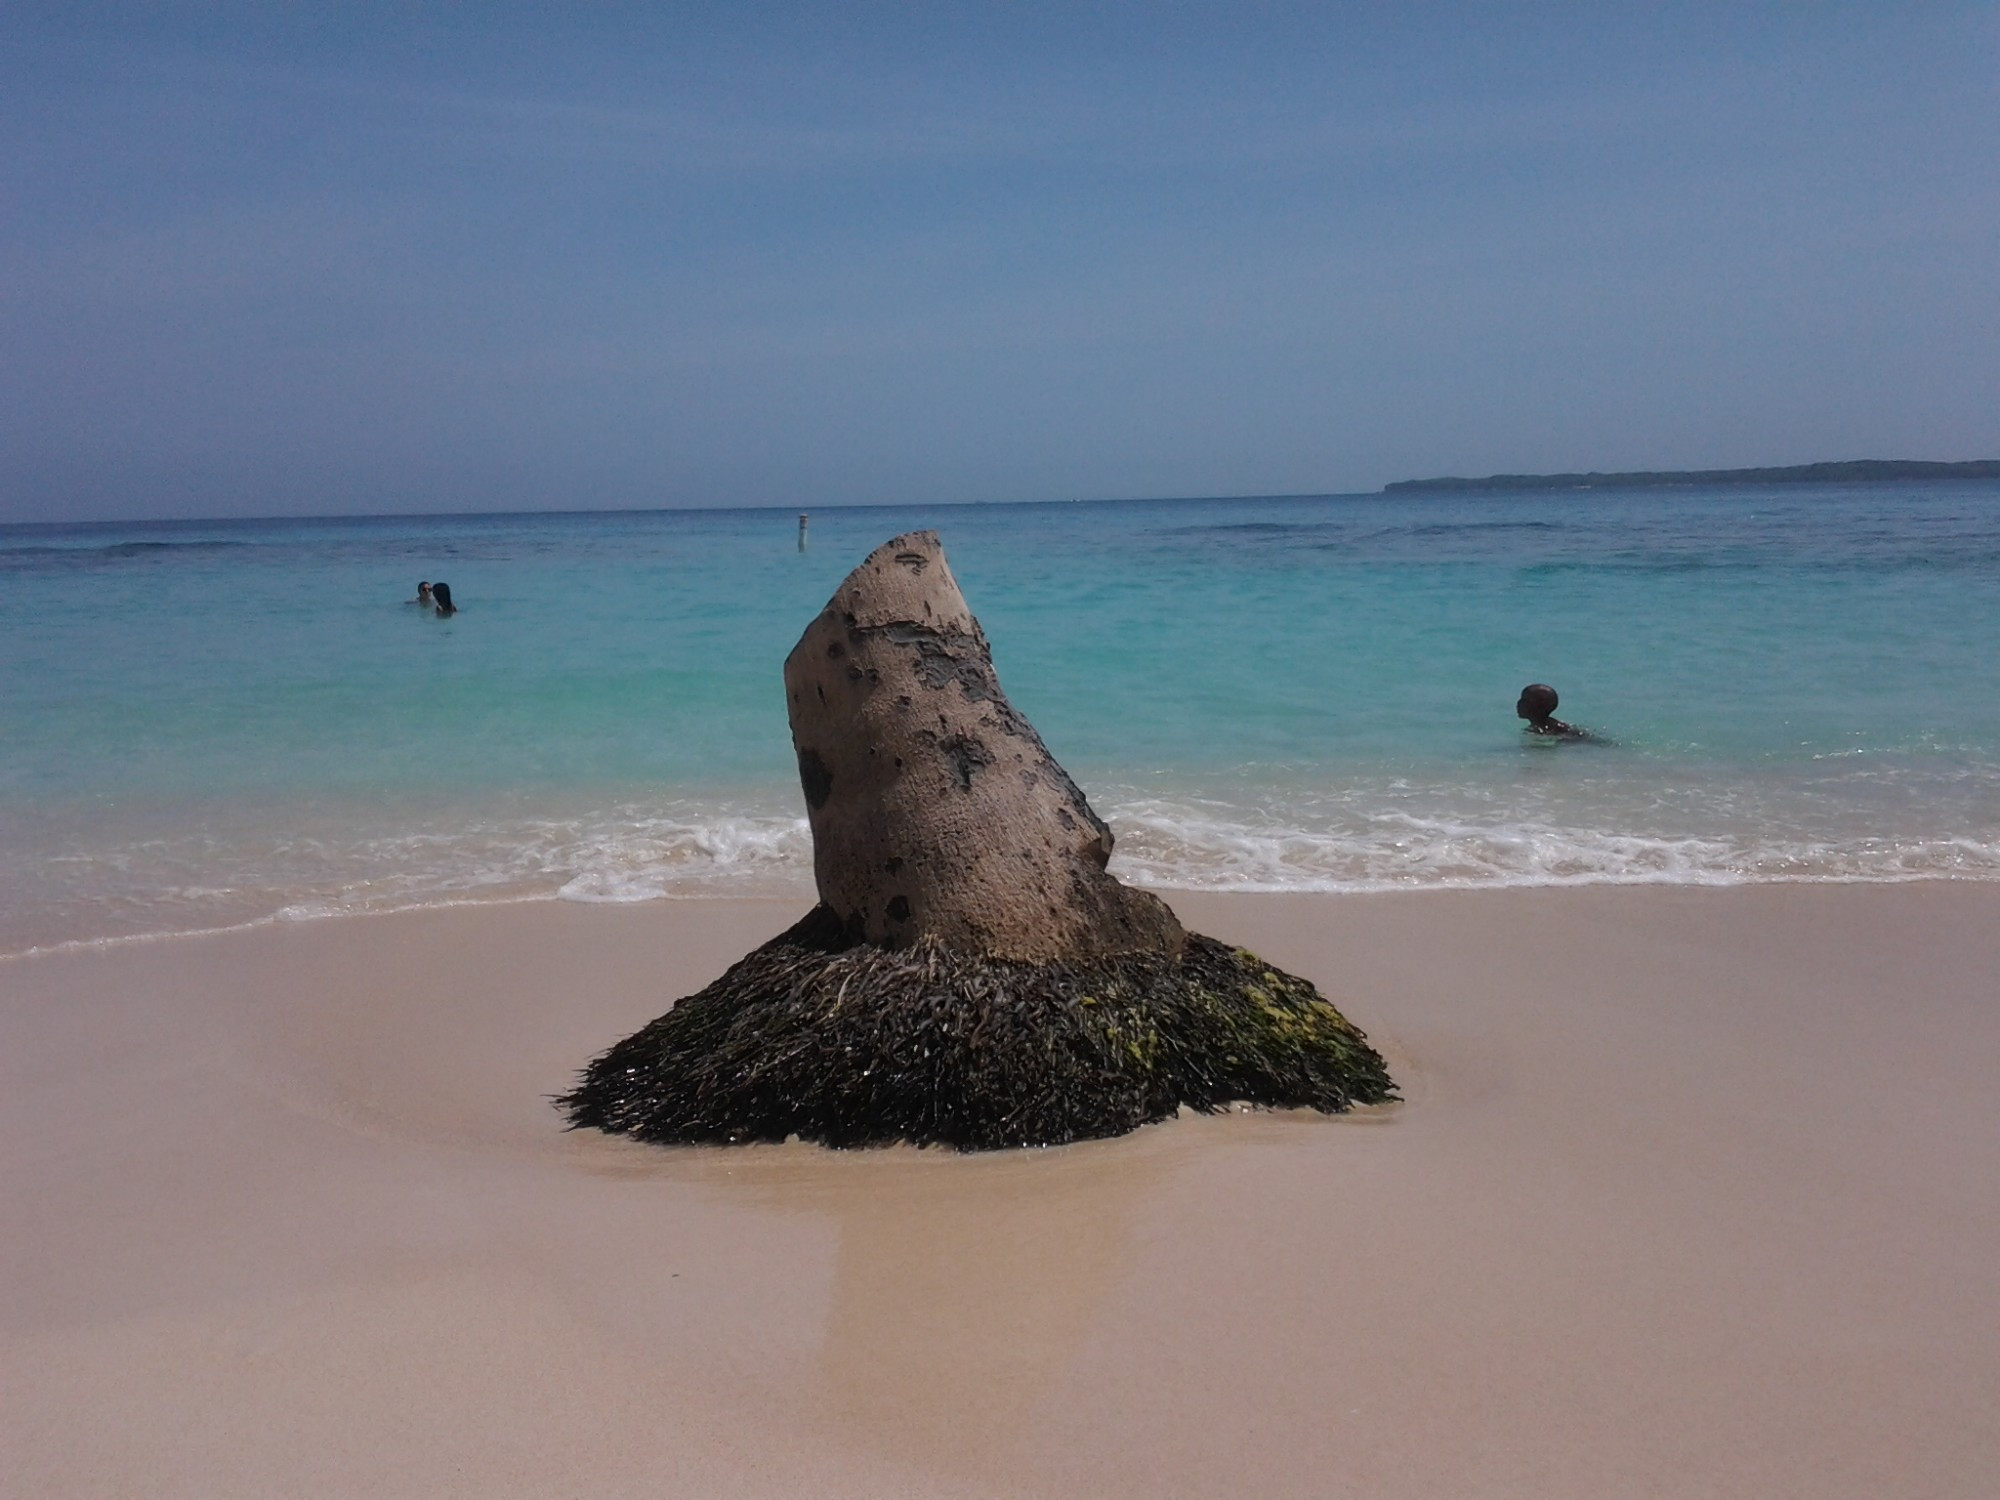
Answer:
561;905;1395;1150
561;530;1395;1150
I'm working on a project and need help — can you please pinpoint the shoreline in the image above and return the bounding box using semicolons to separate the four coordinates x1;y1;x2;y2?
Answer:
6;882;1998;1496
12;863;2000;965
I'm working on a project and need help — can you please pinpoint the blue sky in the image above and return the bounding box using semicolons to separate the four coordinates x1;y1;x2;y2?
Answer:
4;3;1996;521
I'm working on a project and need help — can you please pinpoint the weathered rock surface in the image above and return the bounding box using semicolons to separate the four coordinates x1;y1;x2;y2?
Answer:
784;531;1181;961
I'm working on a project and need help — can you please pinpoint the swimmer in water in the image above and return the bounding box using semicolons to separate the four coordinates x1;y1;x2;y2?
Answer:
1517;682;1590;740
410;581;433;606
431;581;457;617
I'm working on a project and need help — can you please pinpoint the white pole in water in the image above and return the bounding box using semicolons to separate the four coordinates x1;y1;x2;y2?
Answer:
798;512;809;551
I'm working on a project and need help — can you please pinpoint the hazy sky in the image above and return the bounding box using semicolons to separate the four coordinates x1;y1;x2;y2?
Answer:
4;3;1997;522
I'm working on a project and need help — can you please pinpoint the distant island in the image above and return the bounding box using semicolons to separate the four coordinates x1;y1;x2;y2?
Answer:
1384;459;2000;493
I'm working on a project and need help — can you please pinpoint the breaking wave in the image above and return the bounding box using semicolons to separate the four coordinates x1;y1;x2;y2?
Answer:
1101;800;2000;892
11;787;2000;958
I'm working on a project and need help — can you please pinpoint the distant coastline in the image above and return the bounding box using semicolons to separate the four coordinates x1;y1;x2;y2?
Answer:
1384;459;2000;493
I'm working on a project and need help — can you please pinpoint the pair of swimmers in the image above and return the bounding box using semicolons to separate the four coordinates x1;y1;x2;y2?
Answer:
410;581;457;616
409;582;1578;728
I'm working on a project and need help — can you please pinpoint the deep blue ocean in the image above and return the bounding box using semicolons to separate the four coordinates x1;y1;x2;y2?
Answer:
6;484;2000;954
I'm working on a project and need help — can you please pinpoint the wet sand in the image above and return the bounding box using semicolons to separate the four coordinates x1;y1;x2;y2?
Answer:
5;884;1998;1497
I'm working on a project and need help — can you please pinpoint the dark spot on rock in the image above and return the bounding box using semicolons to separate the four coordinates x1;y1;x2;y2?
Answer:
1055;807;1077;830
897;695;912;710
826;641;845;658
939;733;996;791
884;856;904;874
1020;770;1040;789
895;551;928;574
797;748;834;810
846;665;864;681
886;895;911;922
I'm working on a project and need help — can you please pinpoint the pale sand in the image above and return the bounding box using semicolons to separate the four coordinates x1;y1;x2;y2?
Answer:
4;884;1998;1498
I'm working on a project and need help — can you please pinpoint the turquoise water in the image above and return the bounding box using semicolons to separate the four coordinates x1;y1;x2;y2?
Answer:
6;485;2000;953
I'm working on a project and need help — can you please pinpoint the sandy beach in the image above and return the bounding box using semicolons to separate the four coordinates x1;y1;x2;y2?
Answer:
4;883;1997;1498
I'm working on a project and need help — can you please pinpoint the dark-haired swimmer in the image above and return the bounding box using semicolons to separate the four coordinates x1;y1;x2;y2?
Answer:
410;581;433;606
1516;682;1594;740
431;581;457;617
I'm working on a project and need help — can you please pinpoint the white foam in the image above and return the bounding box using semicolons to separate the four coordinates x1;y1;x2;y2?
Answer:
1098;797;2000;894
552;814;814;903
10;790;2000;958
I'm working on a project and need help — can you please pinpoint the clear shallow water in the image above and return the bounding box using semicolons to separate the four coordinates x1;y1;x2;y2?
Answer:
5;485;2000;953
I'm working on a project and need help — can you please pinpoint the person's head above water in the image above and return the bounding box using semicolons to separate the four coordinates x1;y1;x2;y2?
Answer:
431;581;456;616
414;581;432;604
1516;683;1560;722
1516;681;1594;740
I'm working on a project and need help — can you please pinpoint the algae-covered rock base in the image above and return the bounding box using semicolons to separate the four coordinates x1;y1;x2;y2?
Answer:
560;904;1394;1151
563;530;1393;1150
